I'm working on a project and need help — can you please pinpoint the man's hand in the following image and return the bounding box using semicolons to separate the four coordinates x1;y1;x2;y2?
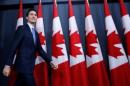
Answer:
50;60;58;69
3;65;11;77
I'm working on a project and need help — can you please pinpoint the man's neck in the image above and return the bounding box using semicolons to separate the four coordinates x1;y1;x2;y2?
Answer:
27;22;35;32
27;22;35;27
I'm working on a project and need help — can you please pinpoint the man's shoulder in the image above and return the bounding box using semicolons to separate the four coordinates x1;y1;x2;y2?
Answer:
16;26;24;32
15;26;26;36
16;24;29;31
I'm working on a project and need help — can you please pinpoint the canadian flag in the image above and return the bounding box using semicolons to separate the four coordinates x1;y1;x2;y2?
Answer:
16;0;23;29
34;0;49;86
85;0;110;86
104;0;130;86
8;0;23;86
68;0;89;86
51;0;71;86
119;0;130;64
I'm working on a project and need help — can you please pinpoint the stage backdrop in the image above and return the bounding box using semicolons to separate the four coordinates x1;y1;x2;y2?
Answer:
0;0;130;86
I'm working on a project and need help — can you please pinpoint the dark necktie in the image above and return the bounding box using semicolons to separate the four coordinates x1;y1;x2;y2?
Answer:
32;28;36;44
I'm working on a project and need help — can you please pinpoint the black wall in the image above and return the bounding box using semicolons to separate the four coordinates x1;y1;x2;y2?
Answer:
0;0;130;86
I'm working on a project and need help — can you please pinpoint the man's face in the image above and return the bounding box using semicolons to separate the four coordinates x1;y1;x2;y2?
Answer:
26;10;37;24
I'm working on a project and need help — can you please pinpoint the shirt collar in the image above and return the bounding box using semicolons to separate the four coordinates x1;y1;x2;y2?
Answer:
27;22;35;32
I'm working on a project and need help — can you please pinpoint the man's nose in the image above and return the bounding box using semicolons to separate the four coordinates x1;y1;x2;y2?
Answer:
32;15;36;18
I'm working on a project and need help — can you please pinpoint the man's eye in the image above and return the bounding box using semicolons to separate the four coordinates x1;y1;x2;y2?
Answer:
30;14;33;15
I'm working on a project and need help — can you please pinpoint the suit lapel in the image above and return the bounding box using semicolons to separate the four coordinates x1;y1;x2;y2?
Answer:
25;24;35;45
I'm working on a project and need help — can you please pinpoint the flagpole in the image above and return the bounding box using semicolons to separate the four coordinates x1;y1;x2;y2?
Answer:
39;0;41;3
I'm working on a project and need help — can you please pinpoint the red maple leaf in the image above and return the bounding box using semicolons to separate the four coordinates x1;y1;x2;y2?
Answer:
70;31;82;57
52;31;64;57
86;31;98;57
108;31;123;58
125;31;130;55
39;32;46;45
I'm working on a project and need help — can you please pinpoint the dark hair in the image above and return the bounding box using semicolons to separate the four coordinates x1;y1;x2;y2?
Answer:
26;8;37;17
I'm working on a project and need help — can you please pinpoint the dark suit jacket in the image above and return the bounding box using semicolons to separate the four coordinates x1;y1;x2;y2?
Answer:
6;24;51;73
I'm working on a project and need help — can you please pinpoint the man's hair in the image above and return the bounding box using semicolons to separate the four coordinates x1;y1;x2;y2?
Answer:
26;8;37;17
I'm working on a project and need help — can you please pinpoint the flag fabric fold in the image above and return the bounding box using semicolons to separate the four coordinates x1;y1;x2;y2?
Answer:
104;0;130;86
119;0;130;64
51;0;71;86
34;0;49;86
16;0;23;29
85;0;110;86
68;0;89;86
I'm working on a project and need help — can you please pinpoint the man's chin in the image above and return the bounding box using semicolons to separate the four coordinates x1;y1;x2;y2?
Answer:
30;22;36;24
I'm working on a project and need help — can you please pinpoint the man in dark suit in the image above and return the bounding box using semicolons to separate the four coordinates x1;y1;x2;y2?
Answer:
2;9;58;86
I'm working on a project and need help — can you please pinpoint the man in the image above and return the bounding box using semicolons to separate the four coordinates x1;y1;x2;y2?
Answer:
2;9;58;86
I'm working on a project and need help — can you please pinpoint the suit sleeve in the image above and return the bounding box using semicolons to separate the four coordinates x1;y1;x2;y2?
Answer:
6;27;23;66
36;33;52;63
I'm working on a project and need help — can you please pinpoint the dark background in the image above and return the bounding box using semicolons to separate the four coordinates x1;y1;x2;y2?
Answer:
0;0;130;86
